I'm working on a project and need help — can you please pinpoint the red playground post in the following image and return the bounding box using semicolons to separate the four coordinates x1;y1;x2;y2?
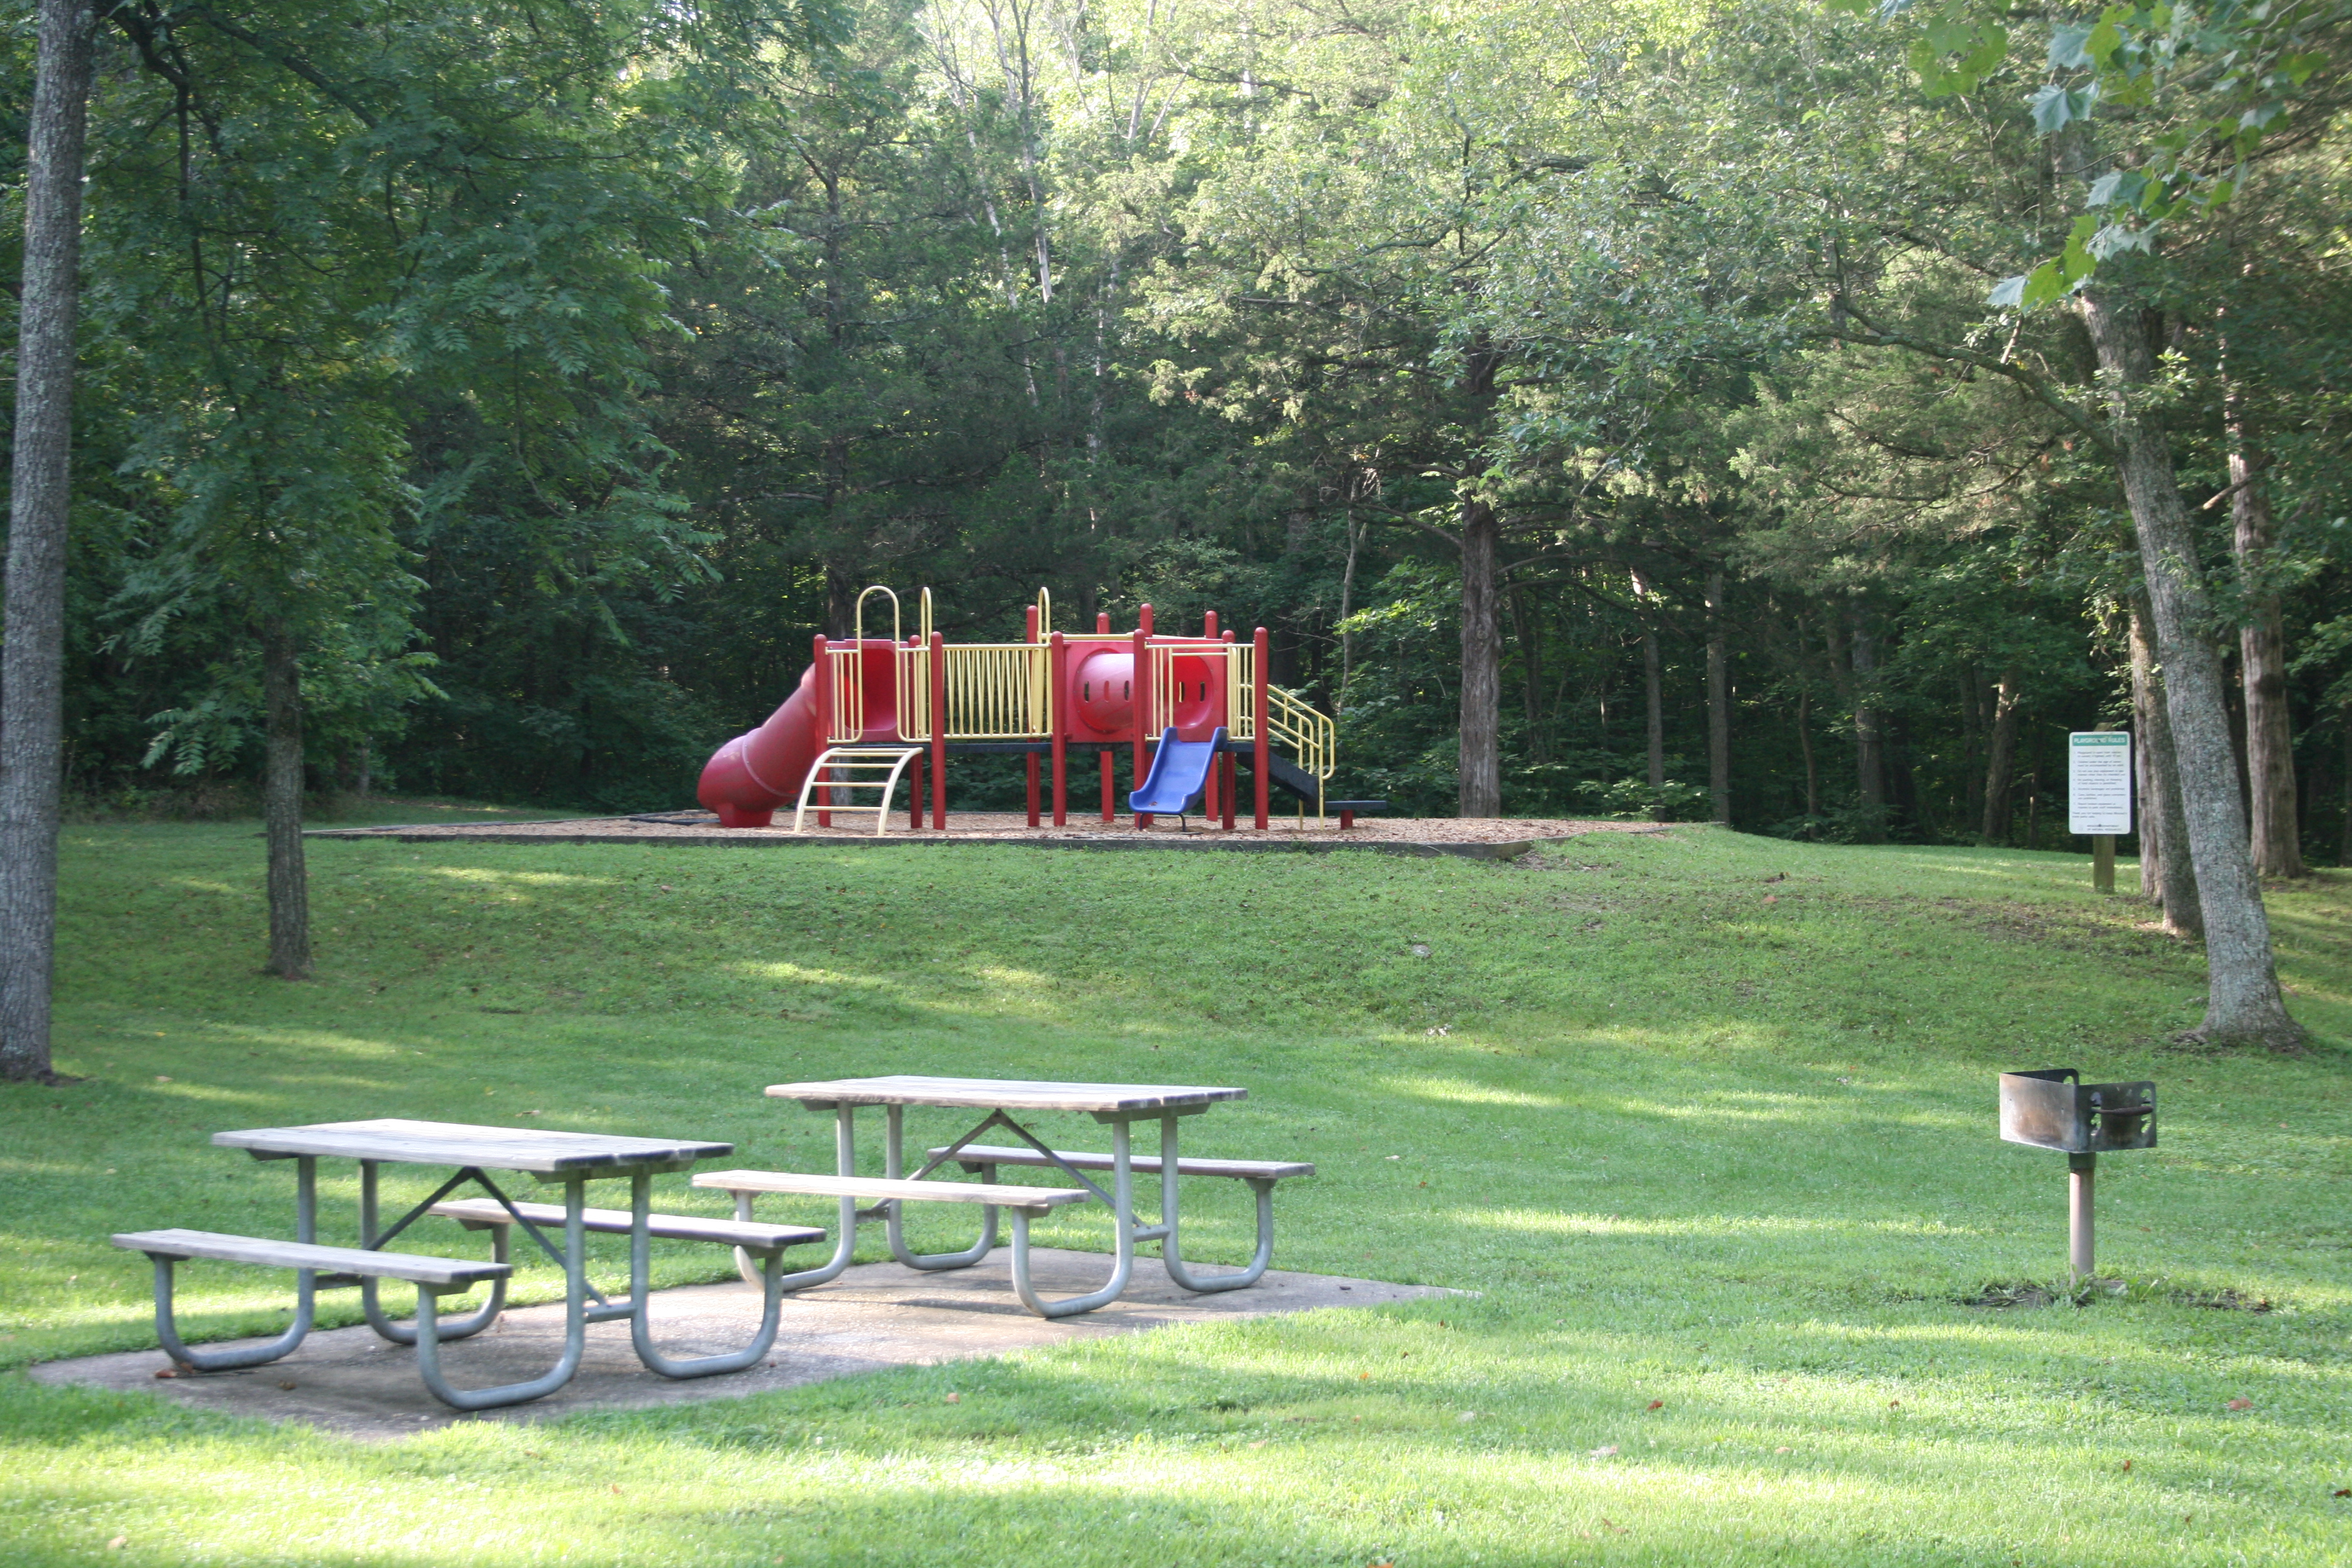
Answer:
928;630;947;829
1221;627;1237;830
1253;626;1270;829
1023;605;1042;825
1131;621;1150;830
812;634;834;828
1050;631;1069;827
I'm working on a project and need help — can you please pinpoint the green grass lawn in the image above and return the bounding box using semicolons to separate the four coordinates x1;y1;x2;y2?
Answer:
3;814;2348;1566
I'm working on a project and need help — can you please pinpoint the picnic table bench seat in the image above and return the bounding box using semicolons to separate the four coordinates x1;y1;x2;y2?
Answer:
926;1141;1309;1299
426;1197;824;1256
926;1145;1315;1183
114;1227;517;1377
113;1228;514;1290
690;1169;1091;1216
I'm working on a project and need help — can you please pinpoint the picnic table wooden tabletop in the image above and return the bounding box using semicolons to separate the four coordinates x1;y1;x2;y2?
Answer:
212;1117;734;1174
762;1075;1247;1115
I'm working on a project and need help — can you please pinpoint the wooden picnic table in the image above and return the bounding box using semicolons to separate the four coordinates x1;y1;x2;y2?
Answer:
698;1076;1303;1318
116;1119;809;1410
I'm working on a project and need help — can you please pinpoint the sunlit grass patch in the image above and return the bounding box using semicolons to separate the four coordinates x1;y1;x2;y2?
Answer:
0;823;2345;1564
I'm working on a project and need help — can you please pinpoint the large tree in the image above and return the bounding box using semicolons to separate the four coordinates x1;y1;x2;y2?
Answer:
85;0;836;973
0;0;96;1082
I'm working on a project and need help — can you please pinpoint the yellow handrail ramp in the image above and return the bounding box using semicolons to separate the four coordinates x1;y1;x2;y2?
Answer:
791;746;924;836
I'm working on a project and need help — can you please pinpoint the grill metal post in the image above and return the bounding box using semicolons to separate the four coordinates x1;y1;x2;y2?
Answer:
2068;1152;2096;1281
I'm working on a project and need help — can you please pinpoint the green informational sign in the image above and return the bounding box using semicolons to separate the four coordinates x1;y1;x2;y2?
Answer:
2068;732;2132;835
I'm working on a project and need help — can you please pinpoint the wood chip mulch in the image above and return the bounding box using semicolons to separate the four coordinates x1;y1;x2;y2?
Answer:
307;811;1683;850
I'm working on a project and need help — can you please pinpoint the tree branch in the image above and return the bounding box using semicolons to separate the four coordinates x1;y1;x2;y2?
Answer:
1831;300;2118;458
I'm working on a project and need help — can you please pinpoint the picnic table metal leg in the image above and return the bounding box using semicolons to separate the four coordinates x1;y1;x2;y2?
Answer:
414;1176;590;1410
734;1104;861;1290
148;1155;321;1371
883;1105;999;1270
1008;1119;1135;1318
626;1170;786;1379
1154;1114;1276;1293
359;1160;508;1345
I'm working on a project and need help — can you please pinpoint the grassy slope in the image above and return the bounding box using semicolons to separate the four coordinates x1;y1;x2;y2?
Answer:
1;817;2347;1566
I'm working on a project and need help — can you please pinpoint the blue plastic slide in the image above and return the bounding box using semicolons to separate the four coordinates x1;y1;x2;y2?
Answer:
1129;727;1227;815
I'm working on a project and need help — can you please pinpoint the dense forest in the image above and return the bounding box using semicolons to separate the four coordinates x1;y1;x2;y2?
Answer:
5;0;2346;852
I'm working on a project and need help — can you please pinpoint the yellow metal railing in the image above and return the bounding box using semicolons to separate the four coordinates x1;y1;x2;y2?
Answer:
1147;642;1227;737
942;643;1052;739
1266;683;1334;785
825;645;865;743
895;645;933;742
1227;642;1256;741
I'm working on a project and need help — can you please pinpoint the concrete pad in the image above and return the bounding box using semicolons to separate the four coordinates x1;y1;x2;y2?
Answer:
30;1249;1447;1441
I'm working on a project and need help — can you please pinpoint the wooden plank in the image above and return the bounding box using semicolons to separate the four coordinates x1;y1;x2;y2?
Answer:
763;1076;1246;1114
426;1198;824;1252
111;1229;512;1288
690;1169;1090;1209
926;1144;1315;1181
212;1119;733;1174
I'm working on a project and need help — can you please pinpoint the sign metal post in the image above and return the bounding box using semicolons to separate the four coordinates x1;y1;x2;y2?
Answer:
2067;732;2132;895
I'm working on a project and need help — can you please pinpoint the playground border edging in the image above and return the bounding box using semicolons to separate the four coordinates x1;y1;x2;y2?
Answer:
302;828;1622;861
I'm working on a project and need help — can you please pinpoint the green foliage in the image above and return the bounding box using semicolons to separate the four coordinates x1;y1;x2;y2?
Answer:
1844;0;2351;306
22;0;2352;859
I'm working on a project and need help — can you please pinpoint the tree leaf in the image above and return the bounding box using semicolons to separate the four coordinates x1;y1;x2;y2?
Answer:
2029;84;2095;133
2060;214;2099;282
2019;260;2069;310
2088;221;2155;260
2085;13;2125;65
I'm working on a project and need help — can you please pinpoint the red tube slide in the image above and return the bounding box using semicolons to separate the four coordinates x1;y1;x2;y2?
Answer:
696;662;820;828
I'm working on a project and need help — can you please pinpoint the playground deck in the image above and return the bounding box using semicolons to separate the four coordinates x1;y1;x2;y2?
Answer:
306;814;1679;860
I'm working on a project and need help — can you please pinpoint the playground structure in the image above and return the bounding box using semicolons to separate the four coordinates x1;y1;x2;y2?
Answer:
695;587;1354;833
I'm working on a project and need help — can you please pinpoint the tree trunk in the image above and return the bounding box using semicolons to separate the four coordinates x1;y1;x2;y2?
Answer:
1633;572;1665;790
1705;567;1730;825
2129;605;2163;898
2132;703;2160;898
1509;584;1544;760
824;564;858;641
2026;743;2041;849
1886;713;1922;834
2129;592;2200;933
2229;425;2302;878
1961;666;1986;826
261;622;313;981
2077;292;2298;1048
0;0;96;1085
1981;667;2023;844
1336;514;1361;714
1456;498;1501;817
1850;612;1886;841
1797;687;1818;825
2341;708;2351;867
